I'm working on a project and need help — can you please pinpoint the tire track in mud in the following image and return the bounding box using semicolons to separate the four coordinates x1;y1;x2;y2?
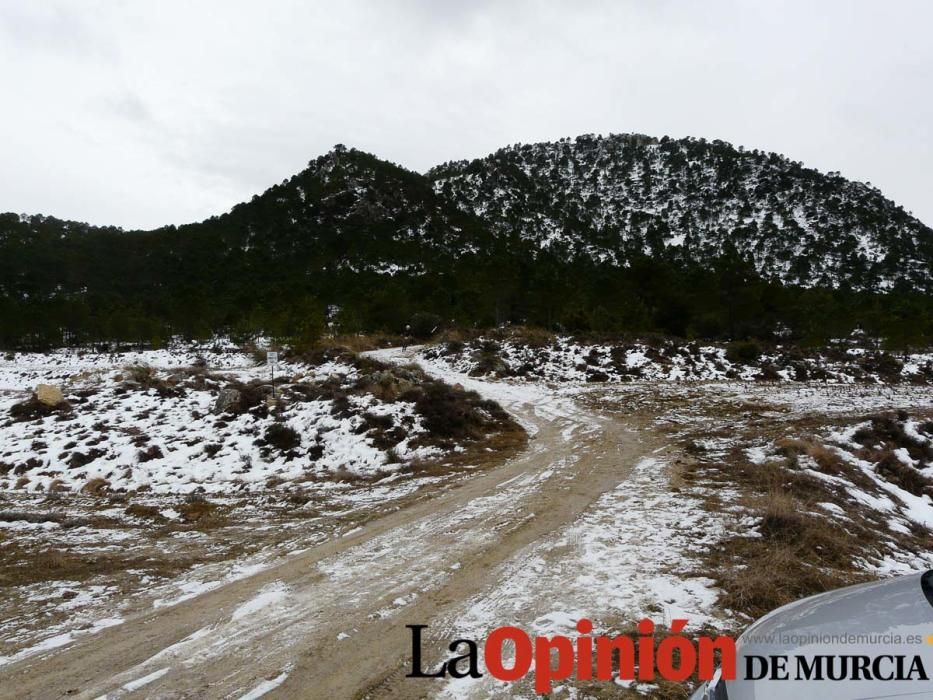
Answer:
0;349;660;700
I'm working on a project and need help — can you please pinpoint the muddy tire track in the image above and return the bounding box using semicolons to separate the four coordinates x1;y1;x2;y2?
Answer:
0;350;660;699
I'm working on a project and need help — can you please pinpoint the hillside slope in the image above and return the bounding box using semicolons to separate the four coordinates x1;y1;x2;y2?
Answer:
1;134;932;347
430;133;933;291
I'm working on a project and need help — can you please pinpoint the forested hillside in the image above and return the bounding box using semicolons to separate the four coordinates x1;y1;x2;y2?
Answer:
1;135;932;350
431;134;933;291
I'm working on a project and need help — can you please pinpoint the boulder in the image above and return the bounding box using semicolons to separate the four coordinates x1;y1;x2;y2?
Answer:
35;384;64;406
212;387;242;415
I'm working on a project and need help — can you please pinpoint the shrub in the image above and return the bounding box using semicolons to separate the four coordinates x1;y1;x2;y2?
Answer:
853;414;933;461
125;504;162;518
409;312;444;339
68;449;105;470
124;364;185;397
137;445;164;462
859;353;904;381
9;396;72;422
177;498;217;523
126;364;157;385
264;423;301;452
413;381;510;441
726;340;762;364
876;453;931;497
443;340;465;356
81;478;110;496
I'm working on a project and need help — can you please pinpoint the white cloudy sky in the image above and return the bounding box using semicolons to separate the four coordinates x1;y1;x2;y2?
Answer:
1;0;931;230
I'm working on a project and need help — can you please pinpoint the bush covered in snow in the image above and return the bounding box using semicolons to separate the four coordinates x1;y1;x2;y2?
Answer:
0;347;520;495
423;335;933;384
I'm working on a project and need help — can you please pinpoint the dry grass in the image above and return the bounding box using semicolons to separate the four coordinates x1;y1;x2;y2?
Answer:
489;325;557;349
690;411;933;621
81;477;110;496
322;333;404;353
775;437;847;474
124;503;163;519
0;540;199;588
176;498;220;524
709;540;867;620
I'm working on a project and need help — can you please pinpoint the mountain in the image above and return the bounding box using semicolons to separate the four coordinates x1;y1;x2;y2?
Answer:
1;134;932;348
429;133;933;291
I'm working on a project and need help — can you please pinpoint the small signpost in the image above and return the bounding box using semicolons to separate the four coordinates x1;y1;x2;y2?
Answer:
267;351;279;400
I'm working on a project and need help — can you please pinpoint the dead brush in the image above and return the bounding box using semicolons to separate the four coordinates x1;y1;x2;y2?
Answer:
876;452;932;497
125;364;158;386
709;539;868;620
123;364;184;398
176;497;220;524
325;466;377;485
775;437;847;475
81;477;110;496
124;503;163;519
758;489;813;542
854;413;933;461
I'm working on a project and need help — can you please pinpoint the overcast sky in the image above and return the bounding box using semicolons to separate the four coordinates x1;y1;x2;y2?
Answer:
1;0;931;230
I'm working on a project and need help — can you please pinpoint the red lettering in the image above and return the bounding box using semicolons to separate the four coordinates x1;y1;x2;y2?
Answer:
484;626;532;681
534;635;574;694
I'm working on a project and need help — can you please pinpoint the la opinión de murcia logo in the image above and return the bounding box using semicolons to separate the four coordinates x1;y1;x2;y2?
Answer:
407;619;930;693
408;618;735;694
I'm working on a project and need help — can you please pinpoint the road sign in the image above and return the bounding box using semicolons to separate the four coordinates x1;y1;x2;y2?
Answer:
267;351;279;400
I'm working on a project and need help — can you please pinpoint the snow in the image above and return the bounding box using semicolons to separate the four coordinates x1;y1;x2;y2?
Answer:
0;616;123;667
0;344;451;494
231;582;289;621
115;667;171;693
429;451;734;698
433;134;933;290
422;336;933;385
237;665;292;700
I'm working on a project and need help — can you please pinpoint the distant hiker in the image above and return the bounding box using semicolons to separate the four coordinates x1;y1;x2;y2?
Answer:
403;324;411;351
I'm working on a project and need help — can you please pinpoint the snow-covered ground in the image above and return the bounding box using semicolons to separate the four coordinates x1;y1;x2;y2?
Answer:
424;336;933;384
0;342;521;669
374;347;742;697
0;341;930;697
0;339;251;393
0;345;496;495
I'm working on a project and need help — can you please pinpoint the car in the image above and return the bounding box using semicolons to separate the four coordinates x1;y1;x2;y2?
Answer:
689;569;933;700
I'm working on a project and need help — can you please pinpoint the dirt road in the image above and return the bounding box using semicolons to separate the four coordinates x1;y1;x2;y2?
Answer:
0;349;661;699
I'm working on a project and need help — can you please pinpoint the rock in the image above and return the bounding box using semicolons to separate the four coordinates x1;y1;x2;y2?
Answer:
35;384;64;406
212;387;241;414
